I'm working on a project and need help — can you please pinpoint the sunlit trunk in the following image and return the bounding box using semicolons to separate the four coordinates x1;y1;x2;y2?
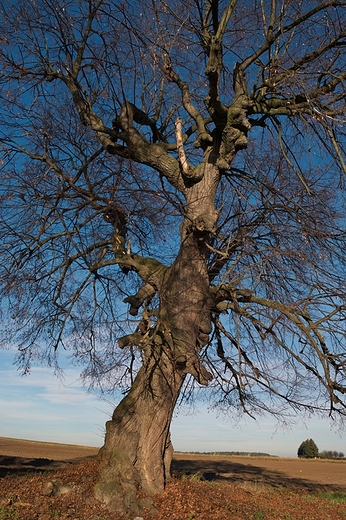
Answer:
95;347;184;516
95;158;220;515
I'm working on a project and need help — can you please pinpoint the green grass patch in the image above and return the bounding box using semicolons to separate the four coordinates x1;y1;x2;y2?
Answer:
0;504;19;520
319;491;346;503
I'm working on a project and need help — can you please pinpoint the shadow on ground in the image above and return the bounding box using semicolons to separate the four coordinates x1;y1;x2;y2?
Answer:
171;457;346;494
0;455;95;477
1;453;345;495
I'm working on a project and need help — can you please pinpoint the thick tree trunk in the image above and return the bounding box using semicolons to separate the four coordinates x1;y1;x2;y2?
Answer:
95;348;185;516
95;159;220;515
95;239;211;515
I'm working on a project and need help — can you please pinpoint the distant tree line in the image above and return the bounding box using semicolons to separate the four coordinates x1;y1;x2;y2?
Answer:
298;439;344;459
319;450;345;460
185;451;275;457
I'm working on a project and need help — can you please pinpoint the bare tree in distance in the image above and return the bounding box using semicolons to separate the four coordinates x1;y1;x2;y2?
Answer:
0;0;346;515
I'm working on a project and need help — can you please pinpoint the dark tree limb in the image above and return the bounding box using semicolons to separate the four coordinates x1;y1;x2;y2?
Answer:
123;283;156;316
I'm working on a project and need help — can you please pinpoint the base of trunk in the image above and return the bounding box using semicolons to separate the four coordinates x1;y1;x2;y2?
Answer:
94;353;182;516
95;421;173;516
95;453;156;516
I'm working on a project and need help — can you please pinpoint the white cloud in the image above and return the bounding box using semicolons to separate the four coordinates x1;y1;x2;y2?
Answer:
0;361;101;405
0;351;113;446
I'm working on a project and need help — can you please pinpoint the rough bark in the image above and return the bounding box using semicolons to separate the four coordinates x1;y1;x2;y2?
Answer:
95;159;219;515
95;348;184;516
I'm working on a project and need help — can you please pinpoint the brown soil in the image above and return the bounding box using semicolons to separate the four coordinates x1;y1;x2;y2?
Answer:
1;437;346;519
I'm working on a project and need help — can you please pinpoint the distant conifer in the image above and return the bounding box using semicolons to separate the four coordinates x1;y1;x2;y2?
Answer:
297;439;319;458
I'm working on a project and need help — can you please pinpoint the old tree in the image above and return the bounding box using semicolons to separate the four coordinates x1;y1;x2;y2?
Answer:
1;0;346;514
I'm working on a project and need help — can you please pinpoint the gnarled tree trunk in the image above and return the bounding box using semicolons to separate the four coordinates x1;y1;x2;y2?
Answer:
95;159;220;515
95;350;184;516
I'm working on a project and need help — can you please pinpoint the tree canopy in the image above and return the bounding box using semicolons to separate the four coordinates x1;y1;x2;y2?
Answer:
0;0;346;513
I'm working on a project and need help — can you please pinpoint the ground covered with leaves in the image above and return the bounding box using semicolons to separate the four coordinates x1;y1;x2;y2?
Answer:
1;457;346;520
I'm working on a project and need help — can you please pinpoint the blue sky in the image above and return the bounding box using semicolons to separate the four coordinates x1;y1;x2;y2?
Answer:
1;348;345;457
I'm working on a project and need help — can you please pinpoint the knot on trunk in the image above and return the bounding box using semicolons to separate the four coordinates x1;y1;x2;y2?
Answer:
118;332;143;349
216;67;252;169
174;354;212;386
123;282;156;316
194;214;216;233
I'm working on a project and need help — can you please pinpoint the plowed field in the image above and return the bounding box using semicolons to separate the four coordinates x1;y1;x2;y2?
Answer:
1;437;346;519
